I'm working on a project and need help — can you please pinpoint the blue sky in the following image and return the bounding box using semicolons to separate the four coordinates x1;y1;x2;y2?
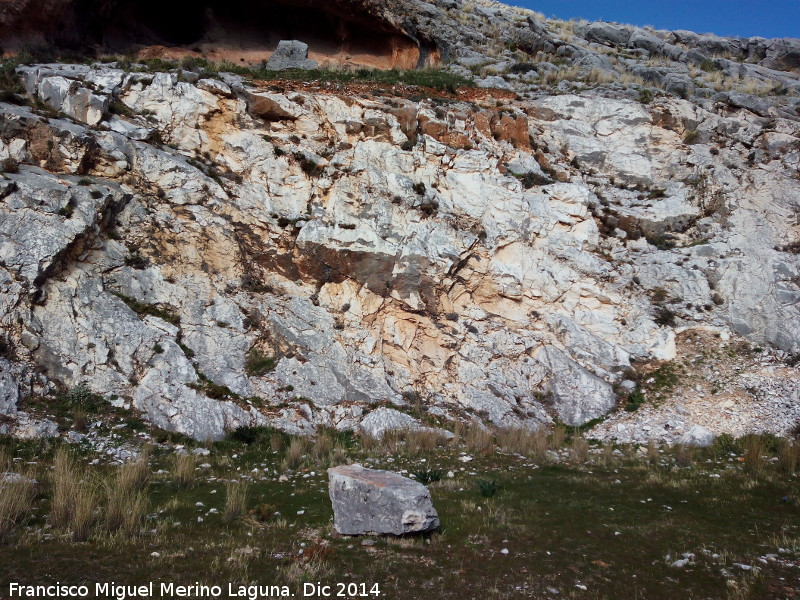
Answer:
513;1;800;39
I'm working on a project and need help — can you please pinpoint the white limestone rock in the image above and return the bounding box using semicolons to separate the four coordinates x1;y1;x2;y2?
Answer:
328;464;440;535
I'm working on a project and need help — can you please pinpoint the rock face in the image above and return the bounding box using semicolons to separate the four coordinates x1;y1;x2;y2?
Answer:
265;41;318;71
0;2;799;444
328;464;440;535
0;358;21;416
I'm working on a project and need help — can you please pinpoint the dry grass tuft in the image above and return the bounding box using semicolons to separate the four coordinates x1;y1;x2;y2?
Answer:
49;449;100;541
224;481;249;523
549;424;567;450
674;444;696;467
281;437;307;471
279;543;332;584
0;448;10;472
0;473;36;543
647;440;660;466
597;444;615;466
312;430;334;461
570;436;590;463
49;449;81;528
542;65;580;86
105;450;150;536
496;427;548;458
405;429;441;455
778;439;800;474
118;449;150;492
171;453;197;487
72;409;88;433
461;422;494;454
742;436;766;476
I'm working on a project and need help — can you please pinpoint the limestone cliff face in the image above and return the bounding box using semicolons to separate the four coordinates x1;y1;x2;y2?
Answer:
0;1;798;442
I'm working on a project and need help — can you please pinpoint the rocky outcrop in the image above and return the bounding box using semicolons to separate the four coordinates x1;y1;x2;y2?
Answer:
328;464;440;535
359;407;452;440
0;57;798;441
0;0;798;443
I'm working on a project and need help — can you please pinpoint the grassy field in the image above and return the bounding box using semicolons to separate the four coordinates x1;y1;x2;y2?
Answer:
0;427;798;600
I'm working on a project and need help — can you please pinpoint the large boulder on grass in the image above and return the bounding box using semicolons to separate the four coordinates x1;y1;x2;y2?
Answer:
328;464;440;535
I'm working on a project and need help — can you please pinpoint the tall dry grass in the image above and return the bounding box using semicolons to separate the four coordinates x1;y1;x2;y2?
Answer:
224;481;249;523
549;424;567;450
49;449;100;541
458;422;494;454
0;473;36;543
647;440;660;466
674;444;696;467
171;453;197;487
281;438;307;471
312;430;334;461
405;429;442;455
778;439;799;474
104;450;150;536
570;437;590;463
496;427;548;458
742;436;766;476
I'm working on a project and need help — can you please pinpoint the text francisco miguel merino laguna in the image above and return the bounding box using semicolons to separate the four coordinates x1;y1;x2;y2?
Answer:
8;582;383;599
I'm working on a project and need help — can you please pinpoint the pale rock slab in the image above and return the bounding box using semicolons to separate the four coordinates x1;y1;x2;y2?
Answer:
328;464;440;535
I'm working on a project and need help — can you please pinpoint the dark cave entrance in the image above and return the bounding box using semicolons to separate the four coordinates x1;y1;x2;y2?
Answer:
71;0;431;69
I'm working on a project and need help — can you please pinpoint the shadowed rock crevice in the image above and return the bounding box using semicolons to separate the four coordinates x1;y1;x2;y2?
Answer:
1;0;432;69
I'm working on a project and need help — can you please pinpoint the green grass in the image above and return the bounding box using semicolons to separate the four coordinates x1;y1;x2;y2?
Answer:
112;292;180;326
245;349;276;377
0;430;797;599
99;55;474;94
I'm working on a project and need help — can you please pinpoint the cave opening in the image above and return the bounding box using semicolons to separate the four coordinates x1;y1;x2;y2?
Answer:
69;0;431;69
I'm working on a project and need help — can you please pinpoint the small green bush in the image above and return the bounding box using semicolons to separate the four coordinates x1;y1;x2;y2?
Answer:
654;306;677;327
520;171;554;188
624;388;646;412
414;469;445;485
227;425;274;445
0;158;19;174
638;89;654;104
477;479;498;498
64;384;104;411
711;433;739;457
109;100;134;118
